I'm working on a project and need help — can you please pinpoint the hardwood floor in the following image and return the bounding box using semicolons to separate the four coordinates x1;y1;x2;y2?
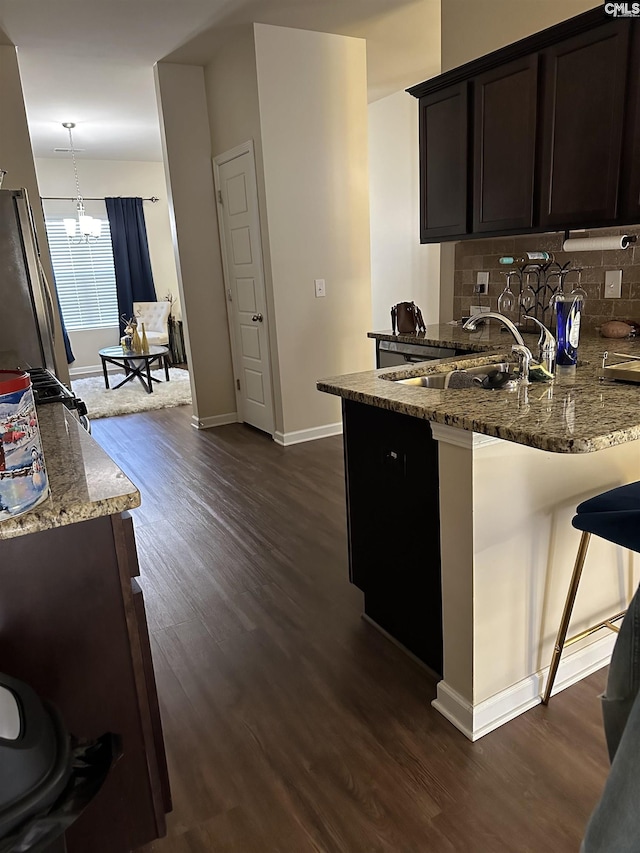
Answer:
91;407;610;852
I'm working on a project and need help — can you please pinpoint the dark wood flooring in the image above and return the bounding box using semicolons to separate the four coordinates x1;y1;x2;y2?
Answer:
91;406;610;853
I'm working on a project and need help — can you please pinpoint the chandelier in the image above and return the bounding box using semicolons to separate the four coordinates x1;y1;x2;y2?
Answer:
61;122;101;242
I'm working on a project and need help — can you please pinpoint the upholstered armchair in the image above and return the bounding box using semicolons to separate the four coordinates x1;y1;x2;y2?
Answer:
133;301;171;347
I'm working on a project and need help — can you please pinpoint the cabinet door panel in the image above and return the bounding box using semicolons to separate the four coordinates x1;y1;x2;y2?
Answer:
473;55;538;232
132;579;172;816
539;21;629;228
0;517;163;853
621;24;640;220
419;83;468;241
342;400;442;675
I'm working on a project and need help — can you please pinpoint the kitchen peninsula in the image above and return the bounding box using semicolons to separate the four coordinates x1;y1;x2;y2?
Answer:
0;405;170;851
319;324;640;740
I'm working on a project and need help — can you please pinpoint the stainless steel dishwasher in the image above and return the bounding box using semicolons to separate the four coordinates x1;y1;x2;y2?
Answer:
376;339;472;368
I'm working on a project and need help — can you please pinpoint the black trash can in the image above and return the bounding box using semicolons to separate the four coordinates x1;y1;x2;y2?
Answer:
0;672;116;853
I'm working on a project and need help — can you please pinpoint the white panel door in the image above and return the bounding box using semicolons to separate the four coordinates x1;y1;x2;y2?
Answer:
214;143;274;435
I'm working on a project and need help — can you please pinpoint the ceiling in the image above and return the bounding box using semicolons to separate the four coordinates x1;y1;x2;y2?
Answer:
0;0;440;163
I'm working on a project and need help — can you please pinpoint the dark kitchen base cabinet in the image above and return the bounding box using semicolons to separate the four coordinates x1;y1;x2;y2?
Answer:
0;514;171;852
342;399;443;676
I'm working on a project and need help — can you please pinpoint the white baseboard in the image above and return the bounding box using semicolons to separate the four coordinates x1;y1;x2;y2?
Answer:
191;413;239;430
433;632;616;741
273;422;343;446
69;363;112;379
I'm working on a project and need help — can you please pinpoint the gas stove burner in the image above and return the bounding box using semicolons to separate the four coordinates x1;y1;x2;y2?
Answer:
26;368;89;427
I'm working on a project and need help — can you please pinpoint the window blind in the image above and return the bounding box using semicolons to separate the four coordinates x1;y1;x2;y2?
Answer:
45;218;119;331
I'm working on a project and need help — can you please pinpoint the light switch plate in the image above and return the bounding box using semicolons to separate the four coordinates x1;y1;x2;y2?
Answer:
475;271;489;294
314;278;326;298
604;270;622;299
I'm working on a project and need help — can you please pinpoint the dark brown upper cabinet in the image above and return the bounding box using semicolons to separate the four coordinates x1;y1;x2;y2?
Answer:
621;24;640;220
538;21;630;229
408;9;640;243
473;55;539;233
418;82;468;241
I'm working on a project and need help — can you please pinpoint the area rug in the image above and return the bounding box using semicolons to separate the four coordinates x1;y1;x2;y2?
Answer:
71;369;192;419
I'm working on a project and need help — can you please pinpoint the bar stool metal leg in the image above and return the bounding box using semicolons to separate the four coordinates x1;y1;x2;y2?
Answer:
542;531;591;704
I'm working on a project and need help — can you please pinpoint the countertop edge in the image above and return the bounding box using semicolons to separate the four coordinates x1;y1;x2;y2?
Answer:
0;406;141;541
321;324;640;455
319;379;640;453
0;491;142;540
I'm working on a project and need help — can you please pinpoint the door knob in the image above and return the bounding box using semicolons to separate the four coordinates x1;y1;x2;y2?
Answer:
252;313;263;322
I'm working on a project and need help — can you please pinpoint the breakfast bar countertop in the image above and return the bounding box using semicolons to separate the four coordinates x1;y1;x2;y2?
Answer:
319;323;640;454
0;404;140;540
367;324;533;351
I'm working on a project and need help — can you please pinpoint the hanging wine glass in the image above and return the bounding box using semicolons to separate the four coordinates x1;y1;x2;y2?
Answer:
570;268;587;305
548;271;565;311
520;272;536;315
498;271;516;317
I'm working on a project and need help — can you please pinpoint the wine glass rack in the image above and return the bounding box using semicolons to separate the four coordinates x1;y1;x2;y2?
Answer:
502;261;581;328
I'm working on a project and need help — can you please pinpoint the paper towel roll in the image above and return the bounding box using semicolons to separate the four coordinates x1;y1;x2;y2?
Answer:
562;235;630;251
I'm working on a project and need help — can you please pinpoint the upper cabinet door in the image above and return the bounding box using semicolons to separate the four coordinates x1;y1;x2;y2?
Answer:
539;21;630;229
621;24;640;221
473;55;538;233
419;82;468;242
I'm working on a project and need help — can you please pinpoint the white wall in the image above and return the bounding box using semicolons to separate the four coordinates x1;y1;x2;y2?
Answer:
436;430;640;739
204;25;283;433
155;61;237;427
441;0;599;72
35;158;180;374
254;24;372;438
368;90;440;332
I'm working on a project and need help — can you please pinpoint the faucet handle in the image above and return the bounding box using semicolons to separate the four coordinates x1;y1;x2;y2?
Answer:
526;316;556;352
511;344;533;385
524;317;556;374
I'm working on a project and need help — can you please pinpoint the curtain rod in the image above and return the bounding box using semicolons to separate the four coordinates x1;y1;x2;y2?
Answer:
41;196;160;202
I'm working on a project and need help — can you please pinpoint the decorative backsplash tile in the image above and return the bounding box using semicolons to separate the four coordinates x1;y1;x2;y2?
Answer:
453;225;640;330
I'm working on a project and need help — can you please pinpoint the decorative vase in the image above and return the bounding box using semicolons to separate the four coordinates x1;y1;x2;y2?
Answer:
140;323;149;353
131;325;142;354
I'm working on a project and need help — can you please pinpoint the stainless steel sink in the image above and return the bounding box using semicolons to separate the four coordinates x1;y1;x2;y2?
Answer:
392;362;519;390
396;374;450;388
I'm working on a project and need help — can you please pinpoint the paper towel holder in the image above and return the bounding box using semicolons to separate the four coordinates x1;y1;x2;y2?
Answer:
562;229;637;250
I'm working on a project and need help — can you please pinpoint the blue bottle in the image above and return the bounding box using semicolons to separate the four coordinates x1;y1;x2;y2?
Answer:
555;294;583;373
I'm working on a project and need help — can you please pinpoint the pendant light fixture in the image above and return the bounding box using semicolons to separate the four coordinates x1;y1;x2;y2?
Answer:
61;122;101;242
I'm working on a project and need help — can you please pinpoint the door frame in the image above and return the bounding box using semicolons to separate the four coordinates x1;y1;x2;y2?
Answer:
213;139;275;435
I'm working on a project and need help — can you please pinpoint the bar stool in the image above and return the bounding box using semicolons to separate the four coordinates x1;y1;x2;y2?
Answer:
542;481;640;705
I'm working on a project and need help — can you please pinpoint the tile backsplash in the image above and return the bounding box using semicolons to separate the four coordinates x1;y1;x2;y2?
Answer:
453;225;640;330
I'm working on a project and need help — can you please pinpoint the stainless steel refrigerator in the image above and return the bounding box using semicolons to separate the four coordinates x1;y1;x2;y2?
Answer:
0;187;59;373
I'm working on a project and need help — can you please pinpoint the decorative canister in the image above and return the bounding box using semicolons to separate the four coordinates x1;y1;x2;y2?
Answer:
0;371;49;520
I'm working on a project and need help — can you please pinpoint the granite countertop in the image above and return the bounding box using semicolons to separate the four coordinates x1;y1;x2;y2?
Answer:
0;405;140;540
319;323;640;453
367;324;523;352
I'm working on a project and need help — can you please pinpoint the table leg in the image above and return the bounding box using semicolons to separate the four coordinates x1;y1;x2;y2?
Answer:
164;356;170;382
102;358;110;390
146;360;153;394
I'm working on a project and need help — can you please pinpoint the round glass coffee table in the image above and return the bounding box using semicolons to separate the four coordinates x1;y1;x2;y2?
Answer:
99;345;170;394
